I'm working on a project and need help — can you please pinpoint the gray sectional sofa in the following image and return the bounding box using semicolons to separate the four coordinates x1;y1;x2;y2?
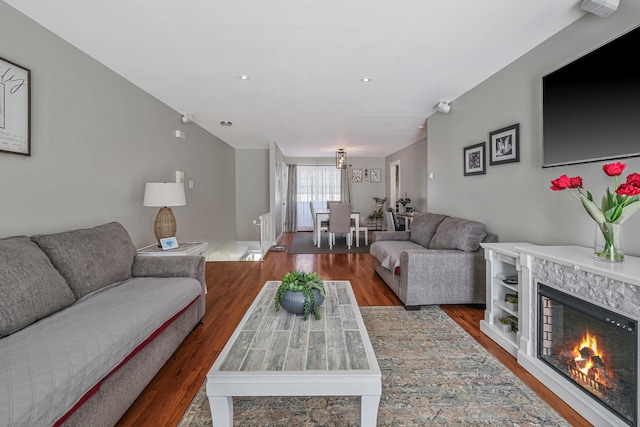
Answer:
370;213;497;309
0;222;206;427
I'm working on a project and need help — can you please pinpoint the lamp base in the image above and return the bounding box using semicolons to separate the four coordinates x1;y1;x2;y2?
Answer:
154;207;177;246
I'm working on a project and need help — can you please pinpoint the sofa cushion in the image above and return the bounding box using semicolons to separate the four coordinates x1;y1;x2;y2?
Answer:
0;236;76;338
0;276;202;427
429;217;487;252
32;222;137;299
409;213;448;248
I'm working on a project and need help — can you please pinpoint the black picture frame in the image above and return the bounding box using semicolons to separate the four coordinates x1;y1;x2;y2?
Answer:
489;123;519;165
0;56;31;156
463;142;486;176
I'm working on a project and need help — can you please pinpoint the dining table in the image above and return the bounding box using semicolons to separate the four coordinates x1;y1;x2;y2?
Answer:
315;209;360;248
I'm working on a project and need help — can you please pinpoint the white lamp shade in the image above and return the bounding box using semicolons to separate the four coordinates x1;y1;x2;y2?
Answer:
143;183;186;207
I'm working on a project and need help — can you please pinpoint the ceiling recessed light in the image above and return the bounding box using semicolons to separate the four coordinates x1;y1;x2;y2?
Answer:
360;77;371;83
238;75;250;80
220;121;233;126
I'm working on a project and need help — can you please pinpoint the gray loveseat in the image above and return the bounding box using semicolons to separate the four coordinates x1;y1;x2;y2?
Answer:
370;213;497;309
0;222;206;427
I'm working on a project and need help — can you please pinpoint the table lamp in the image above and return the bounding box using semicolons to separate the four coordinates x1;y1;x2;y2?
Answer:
143;182;186;246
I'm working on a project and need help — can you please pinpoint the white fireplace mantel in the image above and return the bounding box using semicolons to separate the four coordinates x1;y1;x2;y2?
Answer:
518;245;640;287
516;245;640;427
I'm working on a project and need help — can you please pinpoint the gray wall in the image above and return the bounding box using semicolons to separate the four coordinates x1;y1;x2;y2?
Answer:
427;3;640;256
385;138;428;213
235;149;269;241
0;2;237;251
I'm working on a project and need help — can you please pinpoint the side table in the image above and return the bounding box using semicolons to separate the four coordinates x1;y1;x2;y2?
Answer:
137;242;208;258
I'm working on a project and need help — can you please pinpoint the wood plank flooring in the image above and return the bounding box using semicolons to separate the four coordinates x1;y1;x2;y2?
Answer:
116;232;589;426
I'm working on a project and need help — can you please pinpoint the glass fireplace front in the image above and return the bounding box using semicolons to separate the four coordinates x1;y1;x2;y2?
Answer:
538;283;637;426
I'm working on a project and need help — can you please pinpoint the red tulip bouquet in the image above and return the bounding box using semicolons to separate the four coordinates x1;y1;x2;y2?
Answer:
550;162;640;262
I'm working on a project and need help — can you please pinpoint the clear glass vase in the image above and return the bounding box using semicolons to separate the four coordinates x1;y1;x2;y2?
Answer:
594;222;624;262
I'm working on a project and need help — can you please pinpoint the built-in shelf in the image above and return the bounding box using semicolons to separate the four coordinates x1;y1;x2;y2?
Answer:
479;242;530;357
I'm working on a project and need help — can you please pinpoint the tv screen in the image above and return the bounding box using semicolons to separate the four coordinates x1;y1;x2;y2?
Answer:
542;25;640;168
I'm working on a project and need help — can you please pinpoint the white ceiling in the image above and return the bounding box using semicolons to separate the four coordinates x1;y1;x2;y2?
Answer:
5;0;586;158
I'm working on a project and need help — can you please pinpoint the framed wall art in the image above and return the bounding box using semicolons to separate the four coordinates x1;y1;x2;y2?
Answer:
463;142;486;176
352;168;363;183
489;123;519;165
0;56;31;156
370;168;381;182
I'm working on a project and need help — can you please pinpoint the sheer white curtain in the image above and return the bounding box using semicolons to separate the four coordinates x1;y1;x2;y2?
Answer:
296;166;341;231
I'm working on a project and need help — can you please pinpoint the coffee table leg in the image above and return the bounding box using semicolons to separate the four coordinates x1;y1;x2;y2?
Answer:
208;396;233;427
360;395;380;426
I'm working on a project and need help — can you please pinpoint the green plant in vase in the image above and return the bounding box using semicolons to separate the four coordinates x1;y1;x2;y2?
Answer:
504;293;518;311
368;197;387;220
497;316;513;332
498;316;511;325
274;271;325;320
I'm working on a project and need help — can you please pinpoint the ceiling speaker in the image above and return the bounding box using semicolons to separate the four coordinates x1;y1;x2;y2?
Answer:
436;101;451;114
580;0;619;17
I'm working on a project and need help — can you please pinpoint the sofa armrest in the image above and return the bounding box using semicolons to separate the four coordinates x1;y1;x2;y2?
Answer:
371;231;410;243
397;249;485;305
132;255;206;295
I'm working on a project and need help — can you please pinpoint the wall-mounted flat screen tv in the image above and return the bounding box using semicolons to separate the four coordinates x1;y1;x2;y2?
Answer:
542;25;640;168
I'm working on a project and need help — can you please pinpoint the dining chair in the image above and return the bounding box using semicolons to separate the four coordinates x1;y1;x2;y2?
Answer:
351;217;369;246
310;202;328;245
385;211;405;231
326;201;340;245
329;202;352;250
385;211;395;231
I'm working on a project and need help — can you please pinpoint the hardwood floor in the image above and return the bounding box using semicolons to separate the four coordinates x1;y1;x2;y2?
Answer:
116;233;589;426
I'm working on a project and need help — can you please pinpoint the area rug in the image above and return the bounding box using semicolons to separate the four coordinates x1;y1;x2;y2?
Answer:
178;306;569;426
288;232;370;254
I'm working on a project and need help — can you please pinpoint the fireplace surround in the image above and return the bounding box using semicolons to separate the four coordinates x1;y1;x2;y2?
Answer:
538;283;637;425
517;245;640;427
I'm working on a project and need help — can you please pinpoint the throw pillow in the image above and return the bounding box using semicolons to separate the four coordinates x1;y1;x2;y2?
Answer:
429;217;487;252
32;222;137;299
0;236;76;338
409;213;448;248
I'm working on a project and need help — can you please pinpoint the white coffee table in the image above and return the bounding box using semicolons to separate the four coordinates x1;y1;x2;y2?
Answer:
206;280;381;426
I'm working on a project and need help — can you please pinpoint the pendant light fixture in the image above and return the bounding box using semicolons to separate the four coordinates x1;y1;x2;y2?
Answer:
336;148;347;169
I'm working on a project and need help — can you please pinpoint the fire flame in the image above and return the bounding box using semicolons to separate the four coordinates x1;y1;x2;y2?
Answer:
574;329;599;355
573;329;600;376
563;329;616;396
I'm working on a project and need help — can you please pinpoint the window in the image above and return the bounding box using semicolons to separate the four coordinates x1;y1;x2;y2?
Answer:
296;166;341;231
